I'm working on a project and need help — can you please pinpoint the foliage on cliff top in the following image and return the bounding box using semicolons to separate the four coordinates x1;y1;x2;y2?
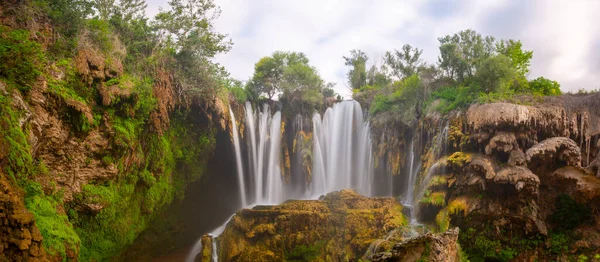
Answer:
348;29;562;120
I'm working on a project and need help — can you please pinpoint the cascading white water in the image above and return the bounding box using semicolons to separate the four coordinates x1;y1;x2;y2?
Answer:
185;214;233;262
404;140;421;224
410;122;449;221
190;101;377;261
311;101;375;197
229;106;247;207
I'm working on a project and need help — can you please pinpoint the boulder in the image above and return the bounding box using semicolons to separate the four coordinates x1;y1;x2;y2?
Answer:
370;227;460;262
526;137;582;169
485;132;518;156
491;166;540;196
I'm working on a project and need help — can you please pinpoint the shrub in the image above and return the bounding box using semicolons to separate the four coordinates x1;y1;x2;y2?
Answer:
528;77;561;96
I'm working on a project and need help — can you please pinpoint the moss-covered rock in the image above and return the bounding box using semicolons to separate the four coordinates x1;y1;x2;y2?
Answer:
217;190;408;262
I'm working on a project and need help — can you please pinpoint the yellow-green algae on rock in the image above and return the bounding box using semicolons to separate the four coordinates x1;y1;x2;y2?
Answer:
217;189;408;261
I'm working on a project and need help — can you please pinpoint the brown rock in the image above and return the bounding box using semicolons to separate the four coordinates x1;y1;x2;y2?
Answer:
370;227;460;262
218;190;407;262
485;131;518;156
526;137;582;169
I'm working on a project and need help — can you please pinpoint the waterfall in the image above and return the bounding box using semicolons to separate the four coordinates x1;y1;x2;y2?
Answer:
404;140;421;224
411;122;449;221
185;214;233;262
229;106;247;207
189;101;377;261
233;101;376;205
311;101;375;197
240;102;284;205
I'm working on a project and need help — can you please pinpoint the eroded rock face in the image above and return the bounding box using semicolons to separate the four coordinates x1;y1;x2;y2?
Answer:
370;227;460;262
217;190;407;262
0;174;47;262
526;137;582;170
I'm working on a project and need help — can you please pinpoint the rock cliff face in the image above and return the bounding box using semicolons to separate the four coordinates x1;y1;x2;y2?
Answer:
396;96;600;260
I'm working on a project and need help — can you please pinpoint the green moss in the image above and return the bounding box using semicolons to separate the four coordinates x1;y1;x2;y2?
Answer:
420;191;446;207
285;240;326;261
0;26;46;92
0;93;33;182
70;116;215;261
24;182;81;260
428;176;448;188
446;152;471;169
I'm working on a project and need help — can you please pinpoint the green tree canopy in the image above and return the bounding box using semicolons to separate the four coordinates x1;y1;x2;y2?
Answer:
344;49;368;90
383;44;425;80
496;39;533;76
246;51;311;100
438;29;495;82
475;54;516;93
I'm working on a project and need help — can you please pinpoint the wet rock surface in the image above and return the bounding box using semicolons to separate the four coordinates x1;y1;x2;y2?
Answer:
217;190;407;262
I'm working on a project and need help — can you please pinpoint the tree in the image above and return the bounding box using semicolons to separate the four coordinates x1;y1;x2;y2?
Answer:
246;51;309;100
154;0;232;98
94;0;115;20
496;39;533;76
383;44;425;80
438;29;495;82
366;65;390;88
154;0;231;58
116;0;147;23
475;54;516;93
343;49;368;90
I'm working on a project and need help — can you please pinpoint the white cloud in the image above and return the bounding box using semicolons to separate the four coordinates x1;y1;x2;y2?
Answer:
146;0;600;96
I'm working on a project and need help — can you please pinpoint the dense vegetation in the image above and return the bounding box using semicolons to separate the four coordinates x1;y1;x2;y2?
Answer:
0;0;230;260
344;30;562;124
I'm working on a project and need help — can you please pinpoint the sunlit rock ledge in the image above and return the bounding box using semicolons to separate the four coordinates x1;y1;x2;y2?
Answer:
190;190;456;262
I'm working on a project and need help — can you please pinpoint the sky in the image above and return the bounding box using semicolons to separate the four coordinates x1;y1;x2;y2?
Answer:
146;0;600;97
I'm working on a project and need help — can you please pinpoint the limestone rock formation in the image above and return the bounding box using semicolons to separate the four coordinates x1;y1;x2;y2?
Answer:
526;137;582;169
217;190;407;262
370;227;460;262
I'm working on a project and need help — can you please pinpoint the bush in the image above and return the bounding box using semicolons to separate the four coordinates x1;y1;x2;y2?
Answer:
528;77;561;96
0;26;45;92
229;86;247;103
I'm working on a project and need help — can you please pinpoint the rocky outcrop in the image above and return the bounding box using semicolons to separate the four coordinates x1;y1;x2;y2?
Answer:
217;190;407;262
526;137;582;169
0;174;47;262
370;227;460;262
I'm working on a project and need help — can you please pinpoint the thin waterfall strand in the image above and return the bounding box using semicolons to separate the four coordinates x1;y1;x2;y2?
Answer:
229;106;247;207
